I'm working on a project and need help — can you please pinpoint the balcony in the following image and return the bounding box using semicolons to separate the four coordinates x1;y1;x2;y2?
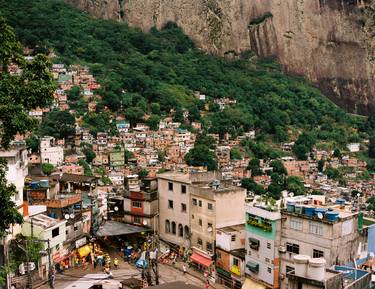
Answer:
124;191;157;201
249;238;260;250
37;194;81;208
247;217;272;232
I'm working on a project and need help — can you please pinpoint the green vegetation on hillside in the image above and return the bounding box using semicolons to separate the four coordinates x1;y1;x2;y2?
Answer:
0;0;372;151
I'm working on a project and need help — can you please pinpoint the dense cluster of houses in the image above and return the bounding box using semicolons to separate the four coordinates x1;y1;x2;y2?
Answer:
2;61;375;289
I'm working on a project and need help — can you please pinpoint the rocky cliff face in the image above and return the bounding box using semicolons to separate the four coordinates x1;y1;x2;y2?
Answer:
64;0;375;115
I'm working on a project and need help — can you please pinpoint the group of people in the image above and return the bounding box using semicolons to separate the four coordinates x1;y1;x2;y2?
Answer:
93;254;119;270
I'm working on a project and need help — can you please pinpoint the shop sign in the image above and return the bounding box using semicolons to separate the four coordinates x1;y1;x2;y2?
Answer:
75;237;87;248
53;248;68;262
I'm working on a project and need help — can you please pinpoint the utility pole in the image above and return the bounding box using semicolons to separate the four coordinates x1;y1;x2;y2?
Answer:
47;239;54;289
26;239;32;289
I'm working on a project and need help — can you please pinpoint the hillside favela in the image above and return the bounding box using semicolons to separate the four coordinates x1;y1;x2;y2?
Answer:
1;1;375;289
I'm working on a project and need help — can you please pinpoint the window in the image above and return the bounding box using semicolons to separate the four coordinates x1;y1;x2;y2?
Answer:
199;200;202;207
231;235;236;242
134;216;141;224
132;201;142;208
171;222;176;234
168;200;174;209
208;223;213;232
208;203;213;210
267;242;271;249
184;226;190;239
192;214;194;219
192;198;197;206
74;224;78;231
52;227;59;238
286;243;299;254
168;182;173;191
181;203;187;212
313;249;324;258
178;224;183;237
267;267;271;274
206;242;213;252
265;258;270;263
181;185;187;194
290;218;303;231
217;251;221;259
165;220;170;233
198;238;203;245
233;258;239;266
199;219;202;226
286;266;295;274
309;221;323;235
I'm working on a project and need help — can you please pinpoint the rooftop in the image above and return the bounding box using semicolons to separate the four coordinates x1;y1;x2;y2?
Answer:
217;224;245;233
30;214;66;229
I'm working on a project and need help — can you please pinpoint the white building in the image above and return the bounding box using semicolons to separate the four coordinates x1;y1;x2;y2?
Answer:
40;136;64;166
347;143;360;153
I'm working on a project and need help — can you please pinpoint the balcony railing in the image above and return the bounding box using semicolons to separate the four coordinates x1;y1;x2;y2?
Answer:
124;191;157;201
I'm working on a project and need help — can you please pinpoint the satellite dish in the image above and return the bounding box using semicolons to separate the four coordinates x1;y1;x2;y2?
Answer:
64;214;70;220
207;226;213;233
317;212;323;219
114;206;119;211
70;213;75;219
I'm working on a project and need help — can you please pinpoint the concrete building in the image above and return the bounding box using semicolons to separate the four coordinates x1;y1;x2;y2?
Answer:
216;224;246;289
157;171;218;251
189;181;246;259
245;202;282;289
280;196;365;289
40;136;64;166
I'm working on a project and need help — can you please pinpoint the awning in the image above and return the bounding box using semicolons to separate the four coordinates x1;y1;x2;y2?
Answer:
241;278;266;289
190;252;213;267
217;267;231;278
246;261;259;273
95;221;150;237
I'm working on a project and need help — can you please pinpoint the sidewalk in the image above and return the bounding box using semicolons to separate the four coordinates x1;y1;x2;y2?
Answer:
161;258;227;289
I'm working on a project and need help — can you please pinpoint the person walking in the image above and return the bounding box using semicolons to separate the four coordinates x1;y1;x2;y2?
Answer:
205;279;210;289
183;263;187;275
114;258;119;269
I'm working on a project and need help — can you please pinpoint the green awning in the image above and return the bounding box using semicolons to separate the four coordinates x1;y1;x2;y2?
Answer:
246;261;259;272
217;267;231;278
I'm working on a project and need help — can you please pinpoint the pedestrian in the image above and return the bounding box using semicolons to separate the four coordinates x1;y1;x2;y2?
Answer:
114;258;119;269
93;258;97;269
205;279;210;289
183;263;187;274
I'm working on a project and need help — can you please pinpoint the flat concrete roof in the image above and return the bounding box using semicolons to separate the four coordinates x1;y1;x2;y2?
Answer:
156;172;191;183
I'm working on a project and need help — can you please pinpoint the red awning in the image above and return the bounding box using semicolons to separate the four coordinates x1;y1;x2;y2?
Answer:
190;252;213;267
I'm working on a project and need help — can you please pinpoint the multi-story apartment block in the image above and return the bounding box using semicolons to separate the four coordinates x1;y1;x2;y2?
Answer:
245;202;282;289
190;181;246;258
216;224;246;289
123;175;159;230
279;196;365;289
40;136;64;165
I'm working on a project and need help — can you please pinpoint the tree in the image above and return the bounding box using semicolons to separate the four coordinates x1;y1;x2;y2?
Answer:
324;166;342;180
78;159;93;176
369;135;375;158
247;158;262;176
367;159;375;172
195;134;217;149
67;86;81;101
0;17;55;148
146;114;160;131
138;169;149;179
0;18;53;239
126;107;144;127
293;132;316;160
184;144;217;171
26;134;39;153
81;143;96;163
333;148;341;158
124;150;134;164
230;148;242;160
157;150;166;162
270;160;287;175
318;159;325;172
40;110;75;140
241;178;265;195
41;163;54;176
286;176;305;195
0;160;23;236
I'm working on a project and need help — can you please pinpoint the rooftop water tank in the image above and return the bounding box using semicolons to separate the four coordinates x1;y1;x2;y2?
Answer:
325;211;339;222
314;208;327;217
293;255;310;277
335;198;346;205
295;205;303;214
308;258;326;281
287;201;296;213
304;207;315;217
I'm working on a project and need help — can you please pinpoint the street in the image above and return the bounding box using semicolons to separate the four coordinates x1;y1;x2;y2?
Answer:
52;255;210;289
